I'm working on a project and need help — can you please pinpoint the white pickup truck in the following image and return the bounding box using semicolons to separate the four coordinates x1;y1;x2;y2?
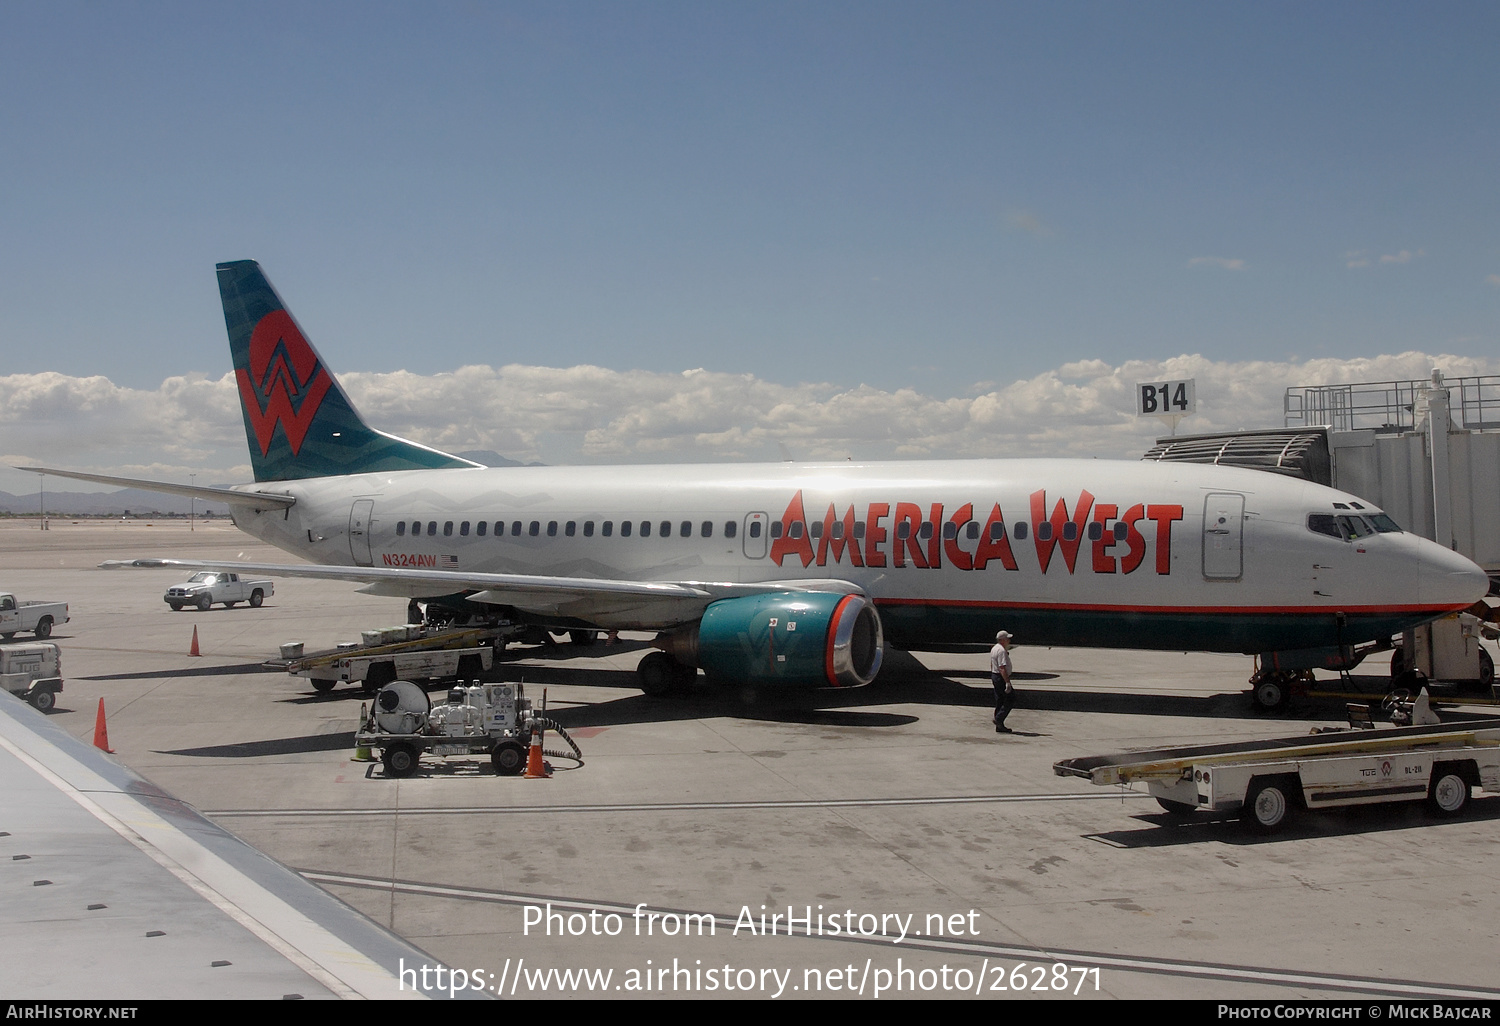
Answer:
164;572;274;611
0;593;70;640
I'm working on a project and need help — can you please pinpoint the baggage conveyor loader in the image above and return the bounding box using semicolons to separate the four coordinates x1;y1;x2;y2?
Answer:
1054;704;1500;833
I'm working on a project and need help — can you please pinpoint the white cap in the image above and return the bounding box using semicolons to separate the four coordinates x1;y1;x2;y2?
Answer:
995;630;1012;641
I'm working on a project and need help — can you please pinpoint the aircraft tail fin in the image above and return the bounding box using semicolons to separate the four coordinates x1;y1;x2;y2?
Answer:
217;261;479;482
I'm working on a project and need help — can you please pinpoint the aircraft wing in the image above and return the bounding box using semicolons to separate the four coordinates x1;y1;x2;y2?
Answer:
100;557;864;628
0;689;473;999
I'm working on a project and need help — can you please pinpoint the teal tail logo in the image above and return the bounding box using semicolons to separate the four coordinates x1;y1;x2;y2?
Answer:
217;260;478;482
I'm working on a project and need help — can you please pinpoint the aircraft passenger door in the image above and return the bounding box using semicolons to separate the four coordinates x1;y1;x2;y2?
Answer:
1202;493;1245;580
349;499;374;566
743;512;769;559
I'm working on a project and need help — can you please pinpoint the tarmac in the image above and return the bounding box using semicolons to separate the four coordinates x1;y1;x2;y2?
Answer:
6;517;1500;1001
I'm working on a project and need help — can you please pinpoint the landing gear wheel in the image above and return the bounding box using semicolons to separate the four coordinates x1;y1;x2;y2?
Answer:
1426;766;1470;816
30;689;56;713
197;594;212;611
491;740;527;776
1242;777;1295;834
34;617;52;639
382;743;419;778
1252;676;1291;712
1155;798;1196;818
249;589;264;608
311;679;336;693
637;651;676;696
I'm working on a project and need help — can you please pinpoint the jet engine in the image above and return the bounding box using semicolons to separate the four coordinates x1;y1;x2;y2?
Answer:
657;592;884;688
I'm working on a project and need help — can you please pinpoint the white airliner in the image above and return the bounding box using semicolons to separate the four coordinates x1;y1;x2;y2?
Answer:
31;261;1489;694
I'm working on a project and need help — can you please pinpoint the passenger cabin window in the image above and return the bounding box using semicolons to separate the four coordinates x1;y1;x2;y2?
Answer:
660;520;670;538
966;523;980;540
603;521;613;537
725;521;737;538
621;521;632;537
1014;523;1028;540
1062;522;1077;541
1036;522;1052;541
769;522;781;539
443;521;453;536
547;521;558;537
680;521;691;538
583;521;594;537
701;521;713;537
476;522;486;537
529;521;540;537
427;521;437;536
566;522;576;537
1087;522;1102;541
641;521;652;537
511;521;522;536
396;522;406;536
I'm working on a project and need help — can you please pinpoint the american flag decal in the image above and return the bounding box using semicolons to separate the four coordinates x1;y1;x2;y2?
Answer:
440;554;459;568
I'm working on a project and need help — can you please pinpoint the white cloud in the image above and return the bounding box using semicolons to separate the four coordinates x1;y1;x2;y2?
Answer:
1188;256;1246;271
5;350;1499;493
1486;274;1500;287
1348;248;1424;268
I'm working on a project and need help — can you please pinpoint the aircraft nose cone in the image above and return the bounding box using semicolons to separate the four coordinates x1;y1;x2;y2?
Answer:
1421;546;1490;608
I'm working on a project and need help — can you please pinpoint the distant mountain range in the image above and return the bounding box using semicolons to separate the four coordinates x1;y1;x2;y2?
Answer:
0;451;544;515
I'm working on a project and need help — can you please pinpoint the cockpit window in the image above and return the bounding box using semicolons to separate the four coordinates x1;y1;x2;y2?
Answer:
1368;513;1403;533
1338;515;1372;539
1307;514;1342;539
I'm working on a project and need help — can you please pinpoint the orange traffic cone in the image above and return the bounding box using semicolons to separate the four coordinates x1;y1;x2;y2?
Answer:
523;730;550;779
93;698;114;753
190;626;201;657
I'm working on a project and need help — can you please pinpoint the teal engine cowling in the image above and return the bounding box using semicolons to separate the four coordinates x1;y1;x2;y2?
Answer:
661;592;884;687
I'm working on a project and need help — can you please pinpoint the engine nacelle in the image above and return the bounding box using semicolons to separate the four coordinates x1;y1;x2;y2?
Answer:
661;592;884;687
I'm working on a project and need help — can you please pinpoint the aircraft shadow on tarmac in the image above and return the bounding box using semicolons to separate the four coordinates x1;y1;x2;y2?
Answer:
1083;794;1500;848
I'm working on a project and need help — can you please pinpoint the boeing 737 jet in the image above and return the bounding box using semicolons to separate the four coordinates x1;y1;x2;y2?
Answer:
30;261;1489;695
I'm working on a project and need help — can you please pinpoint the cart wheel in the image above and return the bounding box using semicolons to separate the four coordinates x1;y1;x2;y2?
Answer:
1480;650;1494;689
30;688;56;713
491;740;527;776
1155;798;1196;818
1426;765;1471;816
383;743;419;778
1242;777;1296;833
311;678;336;693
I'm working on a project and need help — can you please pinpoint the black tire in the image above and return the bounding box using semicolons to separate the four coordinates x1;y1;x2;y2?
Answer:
169;603;183;612
363;662;397;693
382;743;419;778
637;651;675;696
569;629;598;647
670;659;698;689
1253;677;1290;712
197;594;212;612
1156;797;1196;818
1426;764;1471;817
249;589;264;608
30;688;56;713
1391;647;1407;679
1480;649;1494;689
34;617;52;639
491;740;527;776
1242;777;1297;834
311;678;337;693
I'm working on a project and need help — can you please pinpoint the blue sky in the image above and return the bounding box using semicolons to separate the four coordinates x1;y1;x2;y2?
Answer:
1;2;1498;490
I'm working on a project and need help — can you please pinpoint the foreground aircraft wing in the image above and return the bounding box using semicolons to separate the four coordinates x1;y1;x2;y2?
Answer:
100;557;864;627
0;690;471;999
17;466;296;509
